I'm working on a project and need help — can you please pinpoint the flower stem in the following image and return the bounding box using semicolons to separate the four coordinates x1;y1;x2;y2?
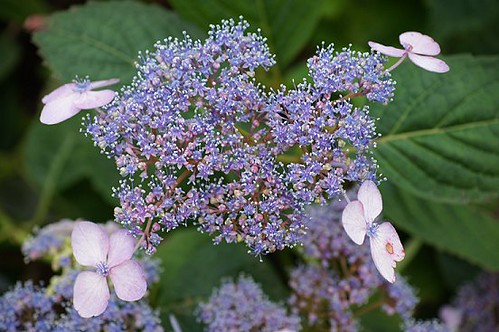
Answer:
387;54;408;72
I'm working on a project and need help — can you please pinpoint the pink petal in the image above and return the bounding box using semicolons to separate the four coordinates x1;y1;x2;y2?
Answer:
357;180;383;222
39;94;81;125
377;222;405;262
73;271;110;318
399;31;441;56
89;78;120;90
408;53;450;73
107;229;136;268
72;221;109;267
369;222;405;283
73;90;116;109
368;41;406;57
110;260;147;301
41;83;77;104
342;200;367;245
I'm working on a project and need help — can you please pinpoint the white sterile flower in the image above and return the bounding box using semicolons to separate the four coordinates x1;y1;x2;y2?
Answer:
369;32;449;73
40;78;119;125
342;181;405;283
71;221;146;318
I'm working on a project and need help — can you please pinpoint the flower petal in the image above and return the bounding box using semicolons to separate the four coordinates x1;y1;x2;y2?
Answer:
73;90;116;109
342;200;367;245
73;271;110;318
107;229;136;268
71;221;109;267
408;53;450;73
40;94;81;125
369;222;404;283
368;41;406;57
357;180;383;222
89;78;120;90
110;260;147;301
41;83;76;104
399;31;441;56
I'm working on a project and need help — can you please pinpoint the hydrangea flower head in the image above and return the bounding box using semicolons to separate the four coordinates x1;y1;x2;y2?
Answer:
71;221;146;317
341;181;404;282
86;18;394;255
369;32;449;73
40;78;119;125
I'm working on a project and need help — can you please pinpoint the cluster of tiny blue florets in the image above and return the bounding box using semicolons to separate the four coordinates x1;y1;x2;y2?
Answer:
197;275;301;332
86;18;394;255
0;280;163;332
446;272;499;331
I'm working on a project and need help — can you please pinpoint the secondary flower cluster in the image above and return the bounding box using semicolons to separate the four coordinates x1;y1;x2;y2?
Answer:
0;219;163;331
197;275;301;332
198;198;423;331
441;272;499;331
288;199;415;331
85;18;395;255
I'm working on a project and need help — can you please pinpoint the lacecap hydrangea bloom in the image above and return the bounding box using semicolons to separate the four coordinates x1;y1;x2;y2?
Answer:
85;18;395;255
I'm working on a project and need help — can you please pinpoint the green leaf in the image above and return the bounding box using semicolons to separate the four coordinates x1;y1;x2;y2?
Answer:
373;55;499;203
168;0;325;69
155;228;288;331
24;116;119;206
33;1;203;84
381;183;499;271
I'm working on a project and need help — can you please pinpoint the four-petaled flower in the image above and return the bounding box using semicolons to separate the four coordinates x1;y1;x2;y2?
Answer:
369;32;449;73
71;221;147;317
341;181;405;283
40;78;119;125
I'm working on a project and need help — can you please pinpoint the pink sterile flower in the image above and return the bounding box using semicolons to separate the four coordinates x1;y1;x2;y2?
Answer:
40;78;119;125
341;181;405;283
71;221;146;318
368;32;449;73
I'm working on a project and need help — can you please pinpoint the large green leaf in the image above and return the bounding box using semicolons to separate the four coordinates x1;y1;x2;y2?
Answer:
381;183;499;271
24;116;119;205
155;228;288;331
33;1;203;84
168;0;325;69
373;55;499;203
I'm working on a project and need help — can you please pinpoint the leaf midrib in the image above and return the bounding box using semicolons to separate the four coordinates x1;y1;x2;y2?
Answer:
377;118;499;145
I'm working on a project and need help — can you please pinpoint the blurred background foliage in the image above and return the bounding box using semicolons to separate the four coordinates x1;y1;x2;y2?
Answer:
0;0;498;330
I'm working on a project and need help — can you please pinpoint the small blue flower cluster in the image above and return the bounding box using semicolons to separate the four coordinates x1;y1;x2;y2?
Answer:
197;275;301;332
0;280;163;332
448;272;499;331
0;282;56;332
21;219;74;268
86;18;394;255
403;319;450;332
